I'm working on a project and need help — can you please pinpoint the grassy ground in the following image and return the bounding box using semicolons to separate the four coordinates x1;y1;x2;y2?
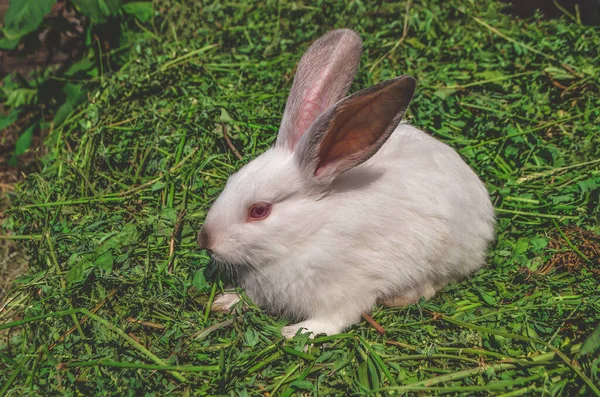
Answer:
2;0;600;395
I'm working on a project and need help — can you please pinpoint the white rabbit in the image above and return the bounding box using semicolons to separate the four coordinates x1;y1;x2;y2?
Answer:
198;29;495;338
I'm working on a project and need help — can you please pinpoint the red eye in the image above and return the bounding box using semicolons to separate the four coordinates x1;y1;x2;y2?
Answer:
248;202;271;220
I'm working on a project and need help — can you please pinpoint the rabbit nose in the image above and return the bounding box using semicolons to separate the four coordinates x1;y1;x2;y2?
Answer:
197;227;211;250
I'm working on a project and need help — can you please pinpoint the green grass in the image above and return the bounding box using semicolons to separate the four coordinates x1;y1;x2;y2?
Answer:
2;0;600;395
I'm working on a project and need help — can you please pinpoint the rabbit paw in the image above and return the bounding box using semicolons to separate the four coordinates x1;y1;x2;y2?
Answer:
281;320;342;339
211;292;241;313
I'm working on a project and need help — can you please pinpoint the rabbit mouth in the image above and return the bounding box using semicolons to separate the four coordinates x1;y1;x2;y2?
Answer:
206;249;241;268
207;250;225;264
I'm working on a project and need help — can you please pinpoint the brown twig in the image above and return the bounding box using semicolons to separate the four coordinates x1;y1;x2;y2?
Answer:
544;70;570;91
126;317;166;330
549;79;569;90
128;332;144;346
362;312;386;334
221;123;243;161
385;339;418;350
560;62;583;78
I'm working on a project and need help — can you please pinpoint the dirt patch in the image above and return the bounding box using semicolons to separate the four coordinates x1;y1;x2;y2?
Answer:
499;0;600;26
0;240;28;298
0;0;89;300
539;226;600;277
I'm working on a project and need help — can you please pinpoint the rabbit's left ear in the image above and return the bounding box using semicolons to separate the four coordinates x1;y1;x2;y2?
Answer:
295;75;416;184
276;29;362;151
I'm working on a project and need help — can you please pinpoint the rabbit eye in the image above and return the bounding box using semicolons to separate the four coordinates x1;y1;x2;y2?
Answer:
248;202;271;220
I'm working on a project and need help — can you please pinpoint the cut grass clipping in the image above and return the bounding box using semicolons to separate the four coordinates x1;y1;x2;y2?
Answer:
2;0;600;395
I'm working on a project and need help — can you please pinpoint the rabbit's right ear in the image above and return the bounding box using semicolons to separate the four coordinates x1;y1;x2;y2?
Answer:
276;29;362;151
295;75;416;184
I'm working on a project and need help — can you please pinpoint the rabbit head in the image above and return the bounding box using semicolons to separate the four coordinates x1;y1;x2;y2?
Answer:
199;29;415;268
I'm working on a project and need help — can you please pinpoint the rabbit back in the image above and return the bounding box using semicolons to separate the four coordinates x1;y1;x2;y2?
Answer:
240;123;494;320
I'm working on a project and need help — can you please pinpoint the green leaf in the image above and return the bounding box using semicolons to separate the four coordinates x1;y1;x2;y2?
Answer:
54;84;85;126
243;328;258;347
579;323;600;357
95;250;114;272
9;122;36;165
357;361;371;390
579;178;599;194
192;269;209;291
544;66;574;80
14;123;34;156
513;237;530;256
405;37;426;49
433;88;457;99
102;223;139;251
65;57;95;77
0;35;20;50
122;2;153;22
72;0;121;23
315;351;334;363
219;108;234;123
474;70;506;80
151;180;166;191
2;0;55;40
288;380;314;391
366;358;380;390
0;109;18;130
529;236;548;252
478;290;497;306
156;208;177;236
66;256;94;285
5;87;37;108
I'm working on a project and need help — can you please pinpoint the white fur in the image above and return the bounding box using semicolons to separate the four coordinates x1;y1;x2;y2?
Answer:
203;123;495;337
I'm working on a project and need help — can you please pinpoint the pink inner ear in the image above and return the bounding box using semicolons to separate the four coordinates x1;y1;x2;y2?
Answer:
293;88;324;147
313;77;415;178
289;65;338;148
280;30;362;150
